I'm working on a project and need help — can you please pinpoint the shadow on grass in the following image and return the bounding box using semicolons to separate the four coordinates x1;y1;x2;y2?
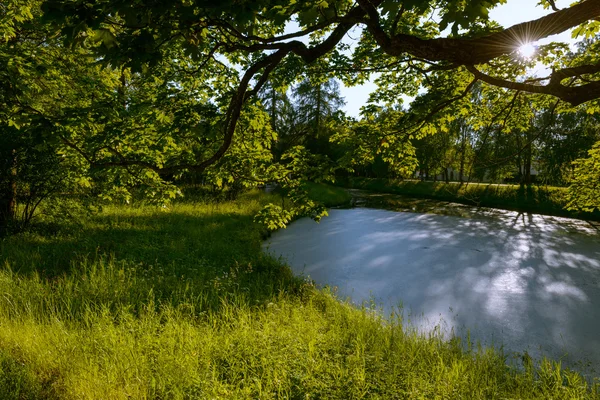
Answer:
0;196;307;316
6;213;256;274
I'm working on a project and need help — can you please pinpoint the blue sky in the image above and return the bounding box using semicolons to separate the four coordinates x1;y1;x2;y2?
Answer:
340;0;577;117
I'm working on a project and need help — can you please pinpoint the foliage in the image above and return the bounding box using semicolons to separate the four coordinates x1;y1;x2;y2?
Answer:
568;141;600;213
254;146;337;230
0;0;285;229
15;0;600;208
538;111;600;186
0;0;106;232
331;106;418;178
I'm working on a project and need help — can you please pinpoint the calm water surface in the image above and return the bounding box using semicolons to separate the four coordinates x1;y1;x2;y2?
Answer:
263;204;600;375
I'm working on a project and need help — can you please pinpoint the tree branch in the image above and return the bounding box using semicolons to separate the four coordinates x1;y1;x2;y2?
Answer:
360;0;600;65
467;64;600;105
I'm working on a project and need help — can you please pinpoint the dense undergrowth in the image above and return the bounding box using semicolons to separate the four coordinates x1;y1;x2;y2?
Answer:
0;189;598;399
340;177;600;221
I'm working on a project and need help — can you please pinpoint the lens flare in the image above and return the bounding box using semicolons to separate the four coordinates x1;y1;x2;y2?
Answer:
518;43;536;59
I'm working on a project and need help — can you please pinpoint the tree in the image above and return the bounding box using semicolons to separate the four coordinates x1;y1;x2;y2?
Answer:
294;78;344;135
0;0;114;232
259;80;290;136
569;142;600;212
291;77;345;157
0;0;283;232
331;105;417;179
537;107;600;185
2;0;600;219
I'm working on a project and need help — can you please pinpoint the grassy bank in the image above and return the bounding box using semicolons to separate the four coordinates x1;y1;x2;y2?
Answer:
340;177;600;221
0;190;598;399
304;181;353;207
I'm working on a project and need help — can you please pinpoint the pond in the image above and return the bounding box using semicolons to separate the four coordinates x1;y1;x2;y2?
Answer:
263;197;600;376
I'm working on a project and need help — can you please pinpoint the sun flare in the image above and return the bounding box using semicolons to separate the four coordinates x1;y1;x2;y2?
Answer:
518;43;536;59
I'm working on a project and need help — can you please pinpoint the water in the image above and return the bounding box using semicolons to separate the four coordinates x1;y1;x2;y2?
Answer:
263;202;600;376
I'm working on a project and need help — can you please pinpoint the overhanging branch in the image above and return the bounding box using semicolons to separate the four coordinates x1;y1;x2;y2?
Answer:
360;0;600;65
467;65;600;106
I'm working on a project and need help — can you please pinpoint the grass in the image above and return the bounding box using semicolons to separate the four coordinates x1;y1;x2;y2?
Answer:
0;189;598;399
340;177;600;221
304;181;353;208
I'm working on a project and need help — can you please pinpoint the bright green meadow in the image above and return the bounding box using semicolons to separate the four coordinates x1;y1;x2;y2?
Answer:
0;189;598;399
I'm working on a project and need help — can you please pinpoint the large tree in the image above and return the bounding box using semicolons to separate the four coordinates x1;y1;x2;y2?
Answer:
0;0;280;232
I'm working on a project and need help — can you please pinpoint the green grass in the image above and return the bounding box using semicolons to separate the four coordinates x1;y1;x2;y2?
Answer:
304;181;352;208
340;177;600;221
0;190;598;399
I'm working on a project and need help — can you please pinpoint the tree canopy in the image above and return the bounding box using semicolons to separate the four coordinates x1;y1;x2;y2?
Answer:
2;0;600;230
28;1;599;165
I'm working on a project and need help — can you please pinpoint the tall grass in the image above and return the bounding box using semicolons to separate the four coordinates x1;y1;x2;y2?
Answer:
304;182;352;208
0;190;597;399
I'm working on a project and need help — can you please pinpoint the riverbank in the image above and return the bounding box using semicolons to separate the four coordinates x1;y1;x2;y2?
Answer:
265;207;600;378
0;190;598;398
338;177;600;222
304;181;353;207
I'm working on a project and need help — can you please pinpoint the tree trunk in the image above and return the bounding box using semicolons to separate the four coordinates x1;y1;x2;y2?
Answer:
458;127;467;183
458;149;465;182
315;85;321;137
0;149;17;233
515;131;523;185
523;136;532;186
270;87;277;130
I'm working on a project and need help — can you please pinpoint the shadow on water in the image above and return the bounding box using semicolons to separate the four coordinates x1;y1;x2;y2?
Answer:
264;202;600;377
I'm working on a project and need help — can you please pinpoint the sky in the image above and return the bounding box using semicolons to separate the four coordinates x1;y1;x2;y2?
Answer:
339;0;577;117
